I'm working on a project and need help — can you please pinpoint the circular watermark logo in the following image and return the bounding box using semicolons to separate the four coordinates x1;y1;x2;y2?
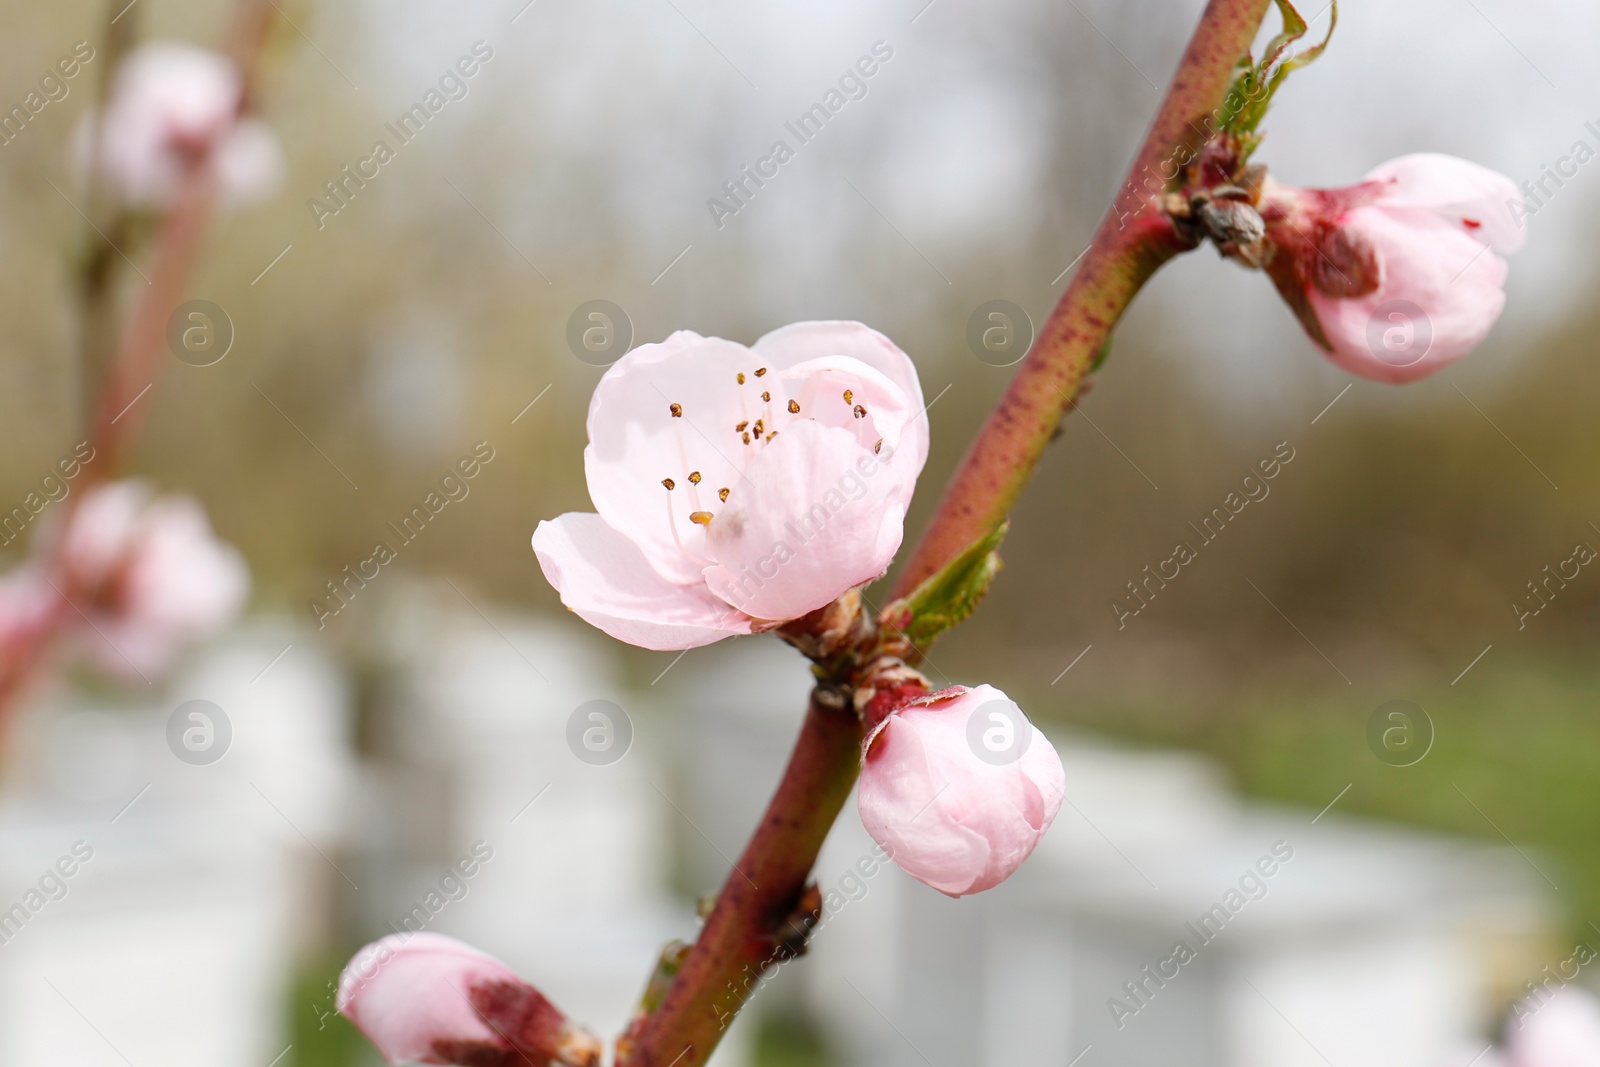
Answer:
965;700;1032;765
166;700;232;765
166;300;234;367
965;300;1034;368
1365;700;1433;767
1365;299;1432;370
566;699;633;766
566;300;633;366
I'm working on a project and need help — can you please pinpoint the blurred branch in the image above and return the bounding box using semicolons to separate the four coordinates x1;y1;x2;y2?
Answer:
891;0;1273;599
0;0;279;734
76;0;142;426
84;0;277;478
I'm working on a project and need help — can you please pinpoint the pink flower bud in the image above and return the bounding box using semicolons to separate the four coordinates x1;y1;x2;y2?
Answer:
76;41;283;209
1259;153;1524;383
58;480;249;678
532;321;928;650
339;933;601;1067
1507;987;1600;1067
856;684;1064;897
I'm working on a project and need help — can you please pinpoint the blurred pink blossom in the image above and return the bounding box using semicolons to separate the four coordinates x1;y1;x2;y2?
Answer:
75;40;282;209
339;932;600;1066
55;479;248;678
857;683;1065;897
532;321;928;650
1507;986;1600;1067
1261;153;1524;383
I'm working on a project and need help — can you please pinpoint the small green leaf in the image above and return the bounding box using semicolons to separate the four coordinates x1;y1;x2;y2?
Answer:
1089;334;1113;373
882;522;1008;650
635;940;692;1016
1220;0;1338;160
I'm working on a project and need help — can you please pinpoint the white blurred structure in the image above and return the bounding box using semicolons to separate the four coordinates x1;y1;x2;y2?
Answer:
361;587;753;1066
676;642;1557;1067
0;619;354;1067
0;611;1559;1067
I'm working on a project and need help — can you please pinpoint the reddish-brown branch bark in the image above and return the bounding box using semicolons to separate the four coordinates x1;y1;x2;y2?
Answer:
619;692;864;1066
617;4;1277;1065
892;0;1273;597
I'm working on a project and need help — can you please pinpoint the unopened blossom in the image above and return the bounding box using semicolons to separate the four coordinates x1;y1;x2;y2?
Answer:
532;321;928;650
857;684;1065;897
1258;153;1524;383
57;480;248;678
76;41;283;209
339;932;601;1067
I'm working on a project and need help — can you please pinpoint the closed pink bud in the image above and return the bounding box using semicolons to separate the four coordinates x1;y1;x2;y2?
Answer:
1507;987;1600;1067
75;41;283;209
857;684;1065;897
1260;153;1524;383
339;933;601;1067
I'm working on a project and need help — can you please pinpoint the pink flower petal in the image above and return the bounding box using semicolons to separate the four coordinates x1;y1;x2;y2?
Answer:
753;321;927;471
532;512;752;650
699;420;908;622
858;685;1064;897
1307;206;1507;383
1507;986;1600;1067
1365;152;1525;253
584;331;769;586
339;932;519;1065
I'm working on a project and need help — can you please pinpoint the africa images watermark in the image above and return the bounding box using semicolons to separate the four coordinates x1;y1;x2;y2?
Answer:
1111;441;1296;629
1507;119;1600;230
309;440;497;628
0;840;95;948
1106;840;1296;1030
1512;532;1595;630
0;41;96;148
306;40;496;231
0;441;96;549
706;40;895;230
1512;938;1599;1030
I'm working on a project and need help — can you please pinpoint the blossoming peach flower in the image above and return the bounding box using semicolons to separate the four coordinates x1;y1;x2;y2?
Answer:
56;480;249;678
857;684;1065;897
1259;153;1524;383
339;932;601;1067
76;40;283;209
532;322;928;650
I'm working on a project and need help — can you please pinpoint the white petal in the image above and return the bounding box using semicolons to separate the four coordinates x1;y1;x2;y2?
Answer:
532;512;751;650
